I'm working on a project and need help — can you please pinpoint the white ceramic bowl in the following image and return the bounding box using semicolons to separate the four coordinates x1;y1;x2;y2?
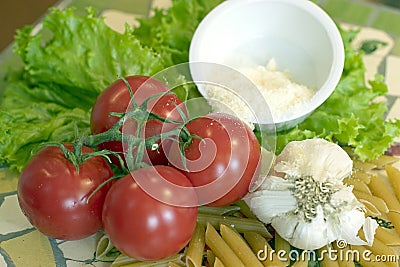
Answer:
189;0;344;131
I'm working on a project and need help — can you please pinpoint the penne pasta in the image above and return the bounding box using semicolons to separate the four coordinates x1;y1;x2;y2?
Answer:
198;205;241;216
375;226;400;246
352;169;373;184
318;246;340;267
370;155;399;169
110;253;184;267
95;234;118;261
387;211;400;237
219;224;263;267
349;245;387;267
206;250;216;267
197;213;272;238
243;232;286;267
214;257;225;267
332;243;355;267
353;160;377;172
205;223;244;267
385;164;400;202
353;190;389;214
185;223;206;267
365;237;399;267
359;199;382;217
274;233;291;266
367;174;400;213
291;257;308;267
343;178;371;194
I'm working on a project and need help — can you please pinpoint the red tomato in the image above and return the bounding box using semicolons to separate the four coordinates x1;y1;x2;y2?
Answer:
17;144;113;240
168;113;261;206
90;75;186;166
102;165;198;261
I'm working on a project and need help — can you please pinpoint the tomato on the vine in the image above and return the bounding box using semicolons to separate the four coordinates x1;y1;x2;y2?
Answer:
90;75;186;166
102;165;198;261
17;144;114;240
168;112;261;207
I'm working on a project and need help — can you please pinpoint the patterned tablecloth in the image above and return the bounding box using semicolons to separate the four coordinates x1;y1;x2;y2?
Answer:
0;0;399;266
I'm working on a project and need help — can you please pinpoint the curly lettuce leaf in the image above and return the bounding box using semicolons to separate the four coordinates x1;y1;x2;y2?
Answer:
0;7;165;171
133;0;224;66
0;82;90;171
275;28;400;161
14;7;164;104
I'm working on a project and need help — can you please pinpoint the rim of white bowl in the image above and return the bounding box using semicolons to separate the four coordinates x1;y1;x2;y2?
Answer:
189;0;345;126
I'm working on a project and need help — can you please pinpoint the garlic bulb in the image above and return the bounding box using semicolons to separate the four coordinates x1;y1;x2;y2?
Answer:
245;138;378;250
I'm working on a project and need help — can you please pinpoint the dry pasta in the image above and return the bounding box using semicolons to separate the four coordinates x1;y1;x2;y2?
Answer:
332;243;355;267
185;223;206;267
375;226;400;246
110;253;184;267
343;178;372;194
352;190;389;214
385;164;400;202
274;233;291;266
206;250;216;267
352;169;373;184
243;232;286;267
349;245;387;267
367;174;400;213
318;246;340;267
214;257;225;267
219;223;263;267
365;238;399;267
205;223;244;267
291;257;308;267
167;262;185;267
370;155;399;169
387;211;400;237
353;160;377;172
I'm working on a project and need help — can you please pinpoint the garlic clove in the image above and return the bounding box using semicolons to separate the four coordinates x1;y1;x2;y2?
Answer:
244;190;296;224
274;138;352;183
337;209;378;246
272;207;336;250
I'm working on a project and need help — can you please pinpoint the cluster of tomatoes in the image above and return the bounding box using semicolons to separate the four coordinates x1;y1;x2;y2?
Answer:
17;75;261;261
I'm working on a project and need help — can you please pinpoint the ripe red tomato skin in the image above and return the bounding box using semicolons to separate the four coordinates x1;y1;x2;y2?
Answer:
90;75;186;166
102;165;198;261
17;144;113;240
171;113;261;207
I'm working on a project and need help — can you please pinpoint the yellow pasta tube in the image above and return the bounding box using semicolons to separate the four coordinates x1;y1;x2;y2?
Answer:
332;243;355;267
214;257;225;267
387;211;400;237
353;160;377;172
206;250;216;267
318;246;340;267
375;226;400;246
167;262;184;267
343;178;371;194
291;257;308;267
185;223;206;267
349;245;387;267
385;164;400;202
368;174;400;213
370;155;399;169
352;170;373;184
353;190;389;214
274;233;291;266
365;238;399;267
219;224;263;267
243;232;286;267
205;223;244;267
358;225;398;267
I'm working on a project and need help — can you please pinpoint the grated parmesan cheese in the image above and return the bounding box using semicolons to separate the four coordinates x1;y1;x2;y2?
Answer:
203;59;315;127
